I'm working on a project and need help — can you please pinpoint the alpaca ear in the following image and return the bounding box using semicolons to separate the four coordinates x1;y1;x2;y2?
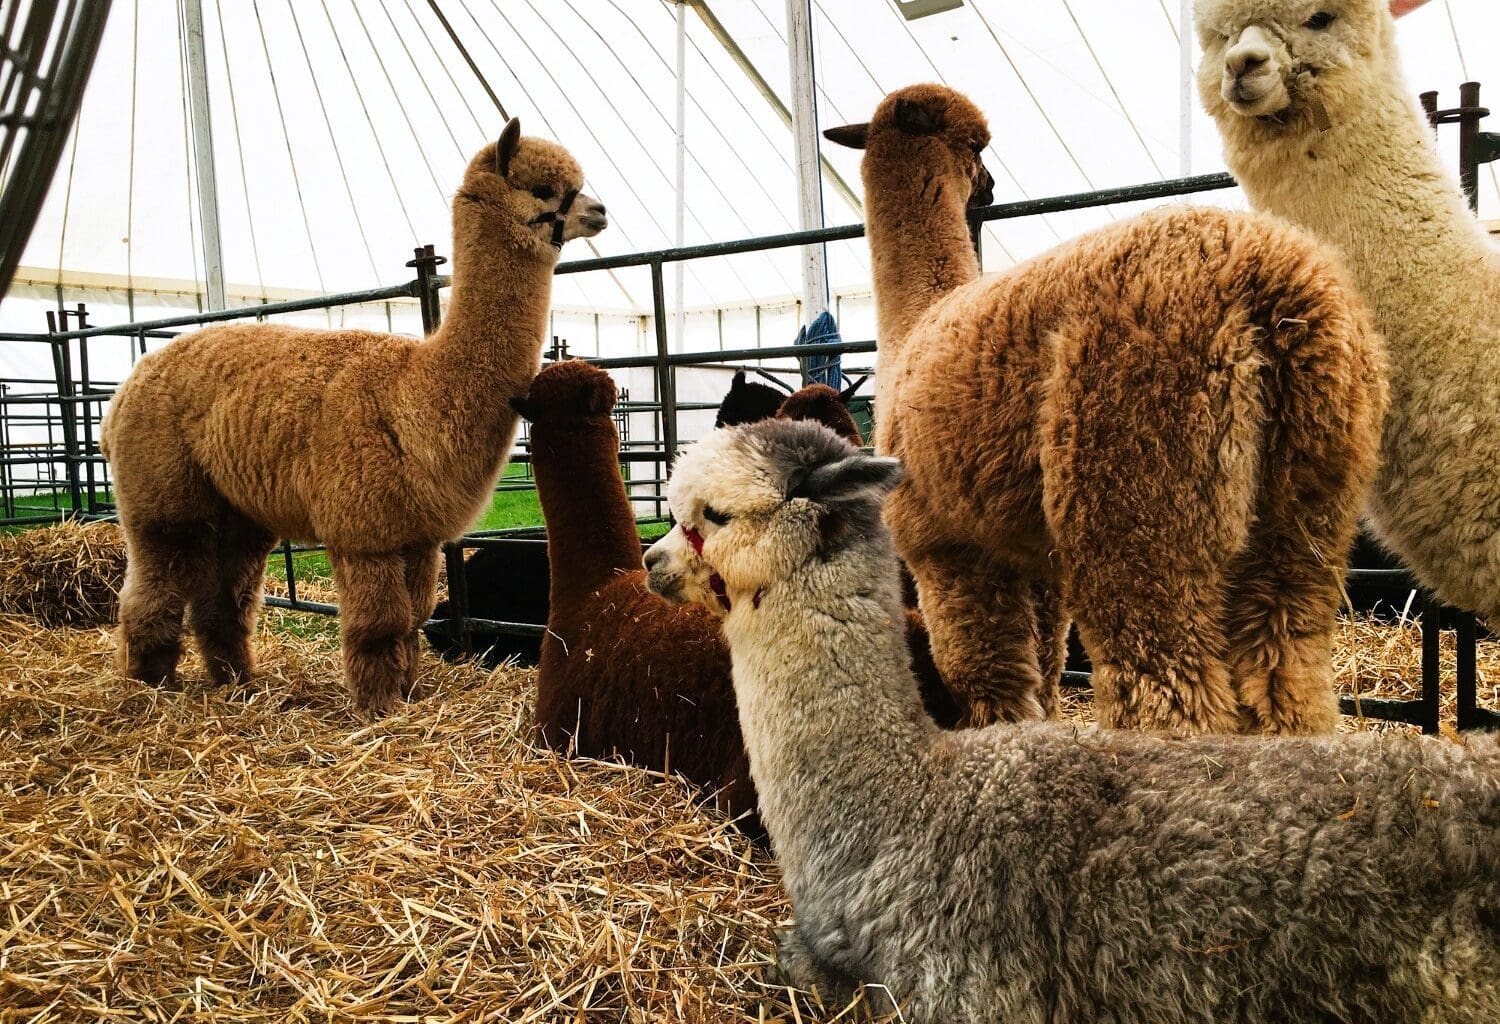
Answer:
791;455;903;506
496;117;522;178
823;122;869;150
837;375;867;405
893;98;943;136
730;369;748;393
509;394;535;421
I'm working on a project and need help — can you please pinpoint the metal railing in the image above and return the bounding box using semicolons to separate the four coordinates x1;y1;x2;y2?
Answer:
2;84;1495;732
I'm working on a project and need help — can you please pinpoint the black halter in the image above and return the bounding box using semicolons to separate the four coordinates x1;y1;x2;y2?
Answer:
529;188;580;250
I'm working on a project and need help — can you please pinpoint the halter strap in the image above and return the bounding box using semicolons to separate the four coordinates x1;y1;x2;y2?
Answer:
529;188;581;250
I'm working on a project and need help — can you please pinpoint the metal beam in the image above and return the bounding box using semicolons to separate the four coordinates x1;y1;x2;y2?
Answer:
181;0;226;310
686;0;862;219
785;0;828;320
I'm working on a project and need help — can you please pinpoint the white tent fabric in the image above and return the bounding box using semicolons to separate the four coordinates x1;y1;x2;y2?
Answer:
2;0;1495;352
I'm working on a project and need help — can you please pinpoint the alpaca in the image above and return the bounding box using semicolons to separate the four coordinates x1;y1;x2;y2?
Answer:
1195;0;1500;624
823;85;1387;734
644;418;1500;1024
99;120;607;715
714;369;787;429
520;361;958;839
423;370;852;668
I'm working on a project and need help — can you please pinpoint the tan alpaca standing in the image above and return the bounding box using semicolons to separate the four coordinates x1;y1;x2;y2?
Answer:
1195;0;1500;624
100;120;606;714
826;85;1386;733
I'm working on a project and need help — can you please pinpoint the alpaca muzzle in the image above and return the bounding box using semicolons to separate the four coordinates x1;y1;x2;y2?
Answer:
529;188;580;249
682;524;732;612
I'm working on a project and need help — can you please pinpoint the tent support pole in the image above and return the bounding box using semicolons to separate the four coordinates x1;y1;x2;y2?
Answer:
182;0;226;311
1179;0;1193;175
786;0;828;349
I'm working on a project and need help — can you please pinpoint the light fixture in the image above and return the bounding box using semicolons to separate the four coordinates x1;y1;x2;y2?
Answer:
894;0;965;21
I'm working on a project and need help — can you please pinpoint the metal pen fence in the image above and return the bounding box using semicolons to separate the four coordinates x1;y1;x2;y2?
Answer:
2;84;1495;733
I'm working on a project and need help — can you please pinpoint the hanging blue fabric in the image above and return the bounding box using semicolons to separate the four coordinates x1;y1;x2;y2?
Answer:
796;310;841;388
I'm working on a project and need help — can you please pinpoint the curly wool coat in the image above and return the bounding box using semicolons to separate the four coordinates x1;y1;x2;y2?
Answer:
650;419;1500;1024
834;84;1387;736
100;124;605;714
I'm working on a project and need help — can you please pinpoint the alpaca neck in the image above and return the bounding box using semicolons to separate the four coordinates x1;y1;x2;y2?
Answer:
722;555;936;893
863;161;980;350
416;220;556;445
1223;70;1494;367
531;419;644;614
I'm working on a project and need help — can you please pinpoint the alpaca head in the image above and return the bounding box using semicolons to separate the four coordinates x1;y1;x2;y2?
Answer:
714;370;788;429
644;420;901;616
822;83;994;208
1194;0;1401;130
510;359;617;424
775;382;864;445
458;118;608;254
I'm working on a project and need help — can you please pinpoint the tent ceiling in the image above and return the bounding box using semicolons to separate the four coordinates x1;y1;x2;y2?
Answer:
9;0;1496;318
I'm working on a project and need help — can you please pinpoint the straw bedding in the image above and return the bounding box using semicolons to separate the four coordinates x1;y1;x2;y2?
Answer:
0;524;1495;1021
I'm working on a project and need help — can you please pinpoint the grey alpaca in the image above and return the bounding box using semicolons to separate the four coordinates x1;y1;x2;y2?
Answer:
644;418;1500;1023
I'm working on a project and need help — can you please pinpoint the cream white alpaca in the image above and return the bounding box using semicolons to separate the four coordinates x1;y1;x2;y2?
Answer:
1195;0;1500;622
643;419;1500;1024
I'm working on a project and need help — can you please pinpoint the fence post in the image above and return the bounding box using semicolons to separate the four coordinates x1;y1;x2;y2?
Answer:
1418;591;1441;735
45;308;84;516
650;260;678;476
408;244;472;657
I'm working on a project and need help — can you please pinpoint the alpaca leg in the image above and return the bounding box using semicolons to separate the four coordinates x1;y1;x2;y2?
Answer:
116;522;210;686
186;510;276;686
329;549;413;716
1040;321;1259;734
401;544;440;696
908;554;1047;726
1224;535;1343;736
1031;579;1068;719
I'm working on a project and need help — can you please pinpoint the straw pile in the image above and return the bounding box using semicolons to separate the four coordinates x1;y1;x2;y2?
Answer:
1;521;1494;1021
0;520;126;627
0;612;894;1022
0;519;341;628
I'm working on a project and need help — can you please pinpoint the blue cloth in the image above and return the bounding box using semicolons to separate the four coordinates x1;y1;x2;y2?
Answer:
796;310;841;388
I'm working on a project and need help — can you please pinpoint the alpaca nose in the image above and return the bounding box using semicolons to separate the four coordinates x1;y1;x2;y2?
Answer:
1226;27;1273;78
590;201;606;217
644;548;665;573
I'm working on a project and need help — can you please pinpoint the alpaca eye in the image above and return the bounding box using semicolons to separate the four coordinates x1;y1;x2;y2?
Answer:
1303;11;1335;29
702;505;732;527
970;141;985;154
531;185;556;200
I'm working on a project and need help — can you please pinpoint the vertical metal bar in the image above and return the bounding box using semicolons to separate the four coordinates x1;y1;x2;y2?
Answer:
406;244;471;655
48;313;83;516
1178;0;1192;176
651;261;678;472
0;382;12;519
1457;81;1480;214
1454;611;1479;731
1419;591;1441;735
785;0;829;333
674;0;687;354
1419;90;1438;130
74;304;99;512
281;539;298;605
182;0;227;310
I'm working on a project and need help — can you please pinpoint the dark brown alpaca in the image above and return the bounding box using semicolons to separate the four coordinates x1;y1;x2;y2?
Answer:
519;362;956;839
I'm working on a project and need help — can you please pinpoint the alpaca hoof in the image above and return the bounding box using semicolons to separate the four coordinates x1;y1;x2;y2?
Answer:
774;929;863;1009
118;637;182;689
203;651;255;688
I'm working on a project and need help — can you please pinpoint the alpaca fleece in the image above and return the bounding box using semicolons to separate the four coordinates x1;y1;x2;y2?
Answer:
833;84;1387;734
524;362;956;841
101;124;605;714
647;419;1499;1024
1195;0;1500;624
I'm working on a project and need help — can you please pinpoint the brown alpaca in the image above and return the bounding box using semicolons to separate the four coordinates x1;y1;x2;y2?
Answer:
100;120;607;715
520;362;957;839
825;85;1387;734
